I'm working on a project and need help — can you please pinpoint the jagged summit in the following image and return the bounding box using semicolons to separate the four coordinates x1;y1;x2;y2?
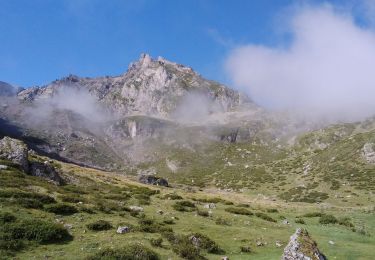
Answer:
17;53;250;118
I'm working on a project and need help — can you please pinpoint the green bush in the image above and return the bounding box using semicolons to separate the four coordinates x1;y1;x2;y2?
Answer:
338;217;354;228
295;218;306;224
215;217;231;226
225;207;253;216
302;212;325;218
163;219;175;225
150;238;163;247
2;219;72;244
86;244;160;260
137;218;172;233
255;212;276;222
163;193;183;200
0;213;16;223
240;246;252;253
17;198;44;209
172;201;196;212
266;208;278;213
44;203;78;215
188;233;224;254
60;194;83;203
163;233;201;260
319;214;338;225
86;220;112;231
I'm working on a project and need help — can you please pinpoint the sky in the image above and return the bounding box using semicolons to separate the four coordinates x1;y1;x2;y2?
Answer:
0;0;340;87
1;0;375;121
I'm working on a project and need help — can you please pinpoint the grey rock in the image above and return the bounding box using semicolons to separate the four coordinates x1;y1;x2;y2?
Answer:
129;206;144;212
0;165;8;170
29;161;64;185
138;174;168;187
282;228;326;260
0;136;29;172
116;226;130;234
203;203;216;209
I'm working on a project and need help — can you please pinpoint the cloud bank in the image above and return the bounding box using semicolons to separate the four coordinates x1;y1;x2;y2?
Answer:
225;4;375;122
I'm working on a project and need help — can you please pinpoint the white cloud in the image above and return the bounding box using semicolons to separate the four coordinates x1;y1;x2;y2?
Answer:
225;4;375;121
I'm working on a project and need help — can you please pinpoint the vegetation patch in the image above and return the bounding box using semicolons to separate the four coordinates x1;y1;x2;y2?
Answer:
44;203;78;215
172;200;196;212
86;243;160;260
225;207;253;216
86;220;112;231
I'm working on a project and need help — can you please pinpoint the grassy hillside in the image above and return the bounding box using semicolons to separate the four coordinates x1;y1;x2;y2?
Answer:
1;152;374;259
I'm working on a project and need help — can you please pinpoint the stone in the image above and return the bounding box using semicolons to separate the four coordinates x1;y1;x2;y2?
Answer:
203;203;216;209
282;219;290;225
116;226;130;234
129;206;144;212
362;143;375;164
157;210;164;215
0;165;8;170
276;241;283;247
138;174;168;187
29;161;64;185
282;228;326;260
221;257;229;260
0;137;29;172
328;240;335;245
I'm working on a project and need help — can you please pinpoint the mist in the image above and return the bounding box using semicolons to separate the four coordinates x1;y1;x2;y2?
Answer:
171;92;224;124
225;4;375;122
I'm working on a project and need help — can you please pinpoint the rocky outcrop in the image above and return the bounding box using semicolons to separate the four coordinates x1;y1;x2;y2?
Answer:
362;143;375;164
282;228;326;260
29;161;65;185
0;136;29;172
138;174;169;187
0;81;23;97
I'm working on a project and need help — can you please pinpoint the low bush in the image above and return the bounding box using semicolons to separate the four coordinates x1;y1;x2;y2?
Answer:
0;213;16;223
163;219;175;225
86;244;160;260
295;218;306;224
44;203;78;215
319;214;338;225
60;194;83;203
266;208;279;213
338;217;354;228
302;212;325;218
188;232;224;254
225;207;253;216
137;218;172;233
86;220;112;231
17;198;44;209
163;232;201;260
163;193;183;200
172;201;196;212
215;217;231;226
240;246;252;253
255;212;276;222
150;237;163;247
1;219;72;244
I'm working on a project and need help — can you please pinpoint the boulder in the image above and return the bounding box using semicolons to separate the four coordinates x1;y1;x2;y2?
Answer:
282;228;326;260
138;174;168;187
129;206;144;212
0;165;8;170
116;226;130;234
203;203;216;209
0;136;29;172
29;161;64;185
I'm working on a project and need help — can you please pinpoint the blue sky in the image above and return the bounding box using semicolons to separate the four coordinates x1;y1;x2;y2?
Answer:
0;0;368;87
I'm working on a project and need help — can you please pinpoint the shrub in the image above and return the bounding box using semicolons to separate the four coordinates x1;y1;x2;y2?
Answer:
319;214;338;225
225;207;253;216
163;233;201;260
150;238;163;247
338;217;354;228
172;201;196;212
302;212;325;218
240;246;252;253
86;220;112;231
189;233;224;254
215;217;231;226
236;203;250;208
2;219;72;243
163;219;175;225
86;244;160;260
0;213;16;223
60;194;83;203
137;218;172;233
17;198;44;209
255;212;276;222
163;193;183;200
295;218;306;224
266;208;279;213
44;203;78;215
